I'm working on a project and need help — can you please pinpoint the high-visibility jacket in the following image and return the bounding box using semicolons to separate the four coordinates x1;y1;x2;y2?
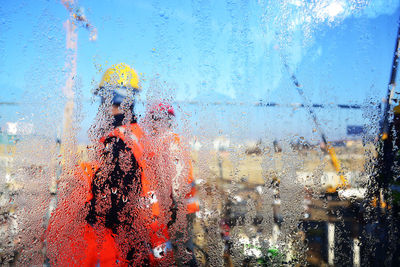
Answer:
102;123;174;264
167;132;199;215
47;123;174;266
46;162;120;266
135;128;200;265
142;130;199;215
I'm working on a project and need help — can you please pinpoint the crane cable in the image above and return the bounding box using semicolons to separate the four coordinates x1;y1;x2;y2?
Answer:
282;59;348;193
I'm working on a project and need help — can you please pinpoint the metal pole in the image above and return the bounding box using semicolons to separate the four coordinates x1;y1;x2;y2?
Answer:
380;21;400;141
327;222;335;266
353;238;361;267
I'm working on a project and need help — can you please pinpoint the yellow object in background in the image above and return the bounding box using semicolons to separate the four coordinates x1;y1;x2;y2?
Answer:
326;144;349;193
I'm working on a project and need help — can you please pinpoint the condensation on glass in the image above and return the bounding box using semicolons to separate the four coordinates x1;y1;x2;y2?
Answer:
0;0;399;266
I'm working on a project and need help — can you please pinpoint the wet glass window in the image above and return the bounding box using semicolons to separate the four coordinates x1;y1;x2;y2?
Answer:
1;0;400;266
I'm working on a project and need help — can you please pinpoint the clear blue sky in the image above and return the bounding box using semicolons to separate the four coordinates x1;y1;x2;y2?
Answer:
0;0;399;143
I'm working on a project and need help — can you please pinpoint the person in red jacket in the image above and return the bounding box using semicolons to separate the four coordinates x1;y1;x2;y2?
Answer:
46;63;173;266
143;101;200;266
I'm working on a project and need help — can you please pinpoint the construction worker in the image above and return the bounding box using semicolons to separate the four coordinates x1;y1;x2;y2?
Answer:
46;63;174;266
143;101;199;266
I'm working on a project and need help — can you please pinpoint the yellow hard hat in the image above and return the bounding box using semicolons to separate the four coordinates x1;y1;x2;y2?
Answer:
99;63;140;90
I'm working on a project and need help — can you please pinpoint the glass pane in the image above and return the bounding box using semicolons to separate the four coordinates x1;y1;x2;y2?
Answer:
1;0;399;266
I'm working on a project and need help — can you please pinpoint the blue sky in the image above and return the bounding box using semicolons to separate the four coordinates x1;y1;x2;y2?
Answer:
0;0;399;143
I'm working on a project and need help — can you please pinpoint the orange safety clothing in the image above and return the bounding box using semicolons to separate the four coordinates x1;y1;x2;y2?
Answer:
172;133;200;215
147;101;199;215
47;122;174;266
46;168;121;266
144;131;199;215
101;123;174;264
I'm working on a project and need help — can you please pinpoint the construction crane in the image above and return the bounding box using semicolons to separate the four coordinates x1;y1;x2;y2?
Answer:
60;0;97;168
43;1;97;263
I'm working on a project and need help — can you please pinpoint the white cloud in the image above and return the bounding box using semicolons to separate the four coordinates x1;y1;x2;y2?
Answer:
276;0;399;59
287;0;399;29
322;2;345;20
